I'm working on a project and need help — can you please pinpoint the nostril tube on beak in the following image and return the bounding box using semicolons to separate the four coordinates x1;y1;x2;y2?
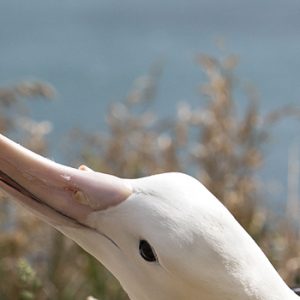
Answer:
74;190;91;207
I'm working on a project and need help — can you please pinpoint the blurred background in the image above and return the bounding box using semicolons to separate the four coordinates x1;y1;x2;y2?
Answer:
1;1;300;299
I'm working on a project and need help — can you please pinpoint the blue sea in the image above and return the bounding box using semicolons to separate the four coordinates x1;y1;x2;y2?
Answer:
1;0;300;207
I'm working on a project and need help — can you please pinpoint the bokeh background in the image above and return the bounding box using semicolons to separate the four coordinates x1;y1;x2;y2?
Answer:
1;1;300;299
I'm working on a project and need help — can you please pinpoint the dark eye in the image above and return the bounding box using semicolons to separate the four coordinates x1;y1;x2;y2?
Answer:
139;240;157;262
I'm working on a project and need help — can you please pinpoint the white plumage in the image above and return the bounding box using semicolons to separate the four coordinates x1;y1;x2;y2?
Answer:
0;134;298;300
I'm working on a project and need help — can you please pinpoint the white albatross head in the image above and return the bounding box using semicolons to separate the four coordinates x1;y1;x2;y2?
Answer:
0;134;298;300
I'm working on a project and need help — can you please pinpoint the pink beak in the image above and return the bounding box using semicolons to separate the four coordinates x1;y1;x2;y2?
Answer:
0;134;132;228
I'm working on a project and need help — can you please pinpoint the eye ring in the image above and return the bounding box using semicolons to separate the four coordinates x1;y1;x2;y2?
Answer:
139;240;157;262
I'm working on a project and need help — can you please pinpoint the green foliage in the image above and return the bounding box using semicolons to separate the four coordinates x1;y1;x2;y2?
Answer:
17;258;42;300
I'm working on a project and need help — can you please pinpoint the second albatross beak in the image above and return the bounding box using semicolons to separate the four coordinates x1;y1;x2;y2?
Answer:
0;134;132;227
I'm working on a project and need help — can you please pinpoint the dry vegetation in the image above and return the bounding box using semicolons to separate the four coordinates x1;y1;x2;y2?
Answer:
1;54;300;299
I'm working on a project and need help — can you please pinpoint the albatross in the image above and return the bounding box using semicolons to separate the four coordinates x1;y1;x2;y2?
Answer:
0;133;298;300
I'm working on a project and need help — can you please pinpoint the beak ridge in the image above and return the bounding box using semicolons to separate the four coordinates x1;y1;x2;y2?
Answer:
0;134;132;226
